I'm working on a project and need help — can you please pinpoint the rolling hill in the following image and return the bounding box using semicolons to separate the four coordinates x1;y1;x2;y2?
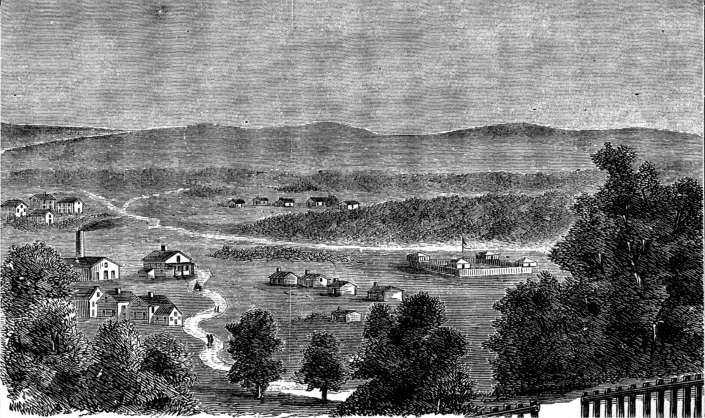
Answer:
1;122;701;178
0;123;118;150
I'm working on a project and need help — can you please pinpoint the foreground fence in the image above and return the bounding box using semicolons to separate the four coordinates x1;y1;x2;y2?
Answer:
479;401;540;417
581;373;703;418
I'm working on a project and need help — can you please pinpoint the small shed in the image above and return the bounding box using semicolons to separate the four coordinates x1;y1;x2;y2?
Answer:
275;197;295;207
327;278;357;296
252;197;269;206
269;267;298;286
331;307;362;323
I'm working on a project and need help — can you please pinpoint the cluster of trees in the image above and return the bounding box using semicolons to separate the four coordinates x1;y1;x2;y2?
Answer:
226;294;480;415
0;242;199;414
238;192;573;244
211;245;357;263
485;143;703;395
277;169;604;194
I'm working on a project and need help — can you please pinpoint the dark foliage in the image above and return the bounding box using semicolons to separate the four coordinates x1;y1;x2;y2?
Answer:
237;192;572;244
226;308;284;399
295;331;348;403
486;143;703;396
0;241;77;318
278;169;605;194
211;245;357;263
337;292;479;415
2;213;120;232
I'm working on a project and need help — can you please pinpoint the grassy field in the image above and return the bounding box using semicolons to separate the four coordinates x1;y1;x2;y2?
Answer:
1;216;566;396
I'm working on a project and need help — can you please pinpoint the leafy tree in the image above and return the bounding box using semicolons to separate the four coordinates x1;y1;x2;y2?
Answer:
141;333;200;413
486;143;703;395
2;299;91;414
87;320;199;414
484;272;608;395
363;303;394;339
1;241;78;319
295;331;347;403
338;292;478;415
226;308;284;400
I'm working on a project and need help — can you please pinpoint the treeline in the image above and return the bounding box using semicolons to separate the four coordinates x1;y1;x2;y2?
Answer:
277;169;604;194
4;167;258;193
485;143;703;396
237;192;573;244
211;245;358;263
1;242;199;414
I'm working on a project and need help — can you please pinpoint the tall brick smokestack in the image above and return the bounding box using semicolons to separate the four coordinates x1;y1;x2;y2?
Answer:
76;230;85;258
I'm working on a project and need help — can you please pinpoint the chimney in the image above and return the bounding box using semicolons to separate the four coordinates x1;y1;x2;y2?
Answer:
305;269;309;275
115;288;121;295
373;281;378;287
160;244;167;251
75;230;85;258
147;291;154;298
276;267;281;272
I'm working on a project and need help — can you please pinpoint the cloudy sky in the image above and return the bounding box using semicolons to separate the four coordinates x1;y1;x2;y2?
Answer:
1;0;702;134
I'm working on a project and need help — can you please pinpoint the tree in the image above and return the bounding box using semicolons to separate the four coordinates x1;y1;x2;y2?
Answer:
141;333;200;413
295;331;347;403
338;292;478;415
225;308;284;400
2;299;91;414
483;272;607;395
1;241;78;319
486;143;703;396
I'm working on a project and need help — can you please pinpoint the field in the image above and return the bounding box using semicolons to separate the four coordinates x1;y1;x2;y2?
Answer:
1;211;565;411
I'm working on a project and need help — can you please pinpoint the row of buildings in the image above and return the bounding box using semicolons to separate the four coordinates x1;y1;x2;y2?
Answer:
63;231;196;282
407;251;538;277
2;192;84;224
72;285;183;326
227;195;360;210
268;268;404;302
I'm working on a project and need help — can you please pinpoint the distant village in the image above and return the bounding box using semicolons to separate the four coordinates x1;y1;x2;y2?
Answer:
225;194;360;210
2;192;83;224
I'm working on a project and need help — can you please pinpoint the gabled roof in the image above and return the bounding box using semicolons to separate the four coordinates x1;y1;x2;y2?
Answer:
253;196;269;201
154;304;180;317
343;200;359;205
269;270;298;279
518;257;536;263
1;199;26;208
450;258;470;264
328;279;357;289
71;285;101;299
57;197;83;203
103;288;137;303
63;256;115;269
142;249;192;263
308;196;328;202
141;293;180;317
301;272;328;280
29;208;55;216
30;193;56;201
368;284;404;292
278;197;295;203
332;306;358;315
230;198;246;204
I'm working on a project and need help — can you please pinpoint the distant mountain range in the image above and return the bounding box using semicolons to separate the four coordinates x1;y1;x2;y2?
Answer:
1;122;702;177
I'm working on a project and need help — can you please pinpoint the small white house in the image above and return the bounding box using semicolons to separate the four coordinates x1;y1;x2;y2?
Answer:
56;197;83;215
341;200;360;210
1;199;28;219
331;307;362;323
517;257;538;267
28;209;54;225
451;258;472;269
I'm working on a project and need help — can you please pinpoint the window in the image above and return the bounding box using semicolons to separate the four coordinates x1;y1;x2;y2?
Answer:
111;270;116;279
103;271;108;280
91;301;96;307
176;255;181;263
104;262;108;268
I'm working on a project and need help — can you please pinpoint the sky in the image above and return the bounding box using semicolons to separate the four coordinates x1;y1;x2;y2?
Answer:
1;0;703;135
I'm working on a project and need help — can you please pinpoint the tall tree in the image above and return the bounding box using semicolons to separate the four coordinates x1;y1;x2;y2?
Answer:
296;331;347;403
2;299;91;414
1;241;78;319
338;292;478;416
226;308;284;400
486;143;703;396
